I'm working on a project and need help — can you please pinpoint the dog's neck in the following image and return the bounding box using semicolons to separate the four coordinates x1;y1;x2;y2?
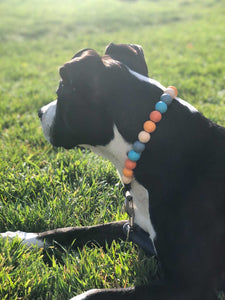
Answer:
85;70;197;239
128;68;198;114
89;126;131;176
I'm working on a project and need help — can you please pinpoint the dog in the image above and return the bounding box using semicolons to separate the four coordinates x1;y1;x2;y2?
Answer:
1;43;225;299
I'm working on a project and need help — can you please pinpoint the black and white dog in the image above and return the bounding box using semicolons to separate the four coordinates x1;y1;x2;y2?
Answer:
2;44;225;299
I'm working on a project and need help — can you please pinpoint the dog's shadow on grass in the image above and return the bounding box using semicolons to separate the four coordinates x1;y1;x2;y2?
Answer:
42;239;162;285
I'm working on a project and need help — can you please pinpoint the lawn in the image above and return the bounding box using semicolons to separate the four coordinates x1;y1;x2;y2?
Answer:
0;0;224;299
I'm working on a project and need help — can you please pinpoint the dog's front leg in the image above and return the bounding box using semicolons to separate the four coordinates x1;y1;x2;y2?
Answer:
0;220;127;249
70;287;135;300
38;220;127;248
70;284;218;300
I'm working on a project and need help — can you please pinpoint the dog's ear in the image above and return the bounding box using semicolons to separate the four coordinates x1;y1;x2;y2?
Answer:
59;49;104;83
59;49;106;98
71;48;93;60
105;43;148;77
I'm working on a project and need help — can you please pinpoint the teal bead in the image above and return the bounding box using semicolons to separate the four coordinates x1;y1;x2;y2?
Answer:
155;101;167;113
128;150;141;162
160;93;173;105
133;141;145;153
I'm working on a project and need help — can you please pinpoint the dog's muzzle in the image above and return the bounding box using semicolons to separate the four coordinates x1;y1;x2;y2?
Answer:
38;100;57;143
38;108;44;121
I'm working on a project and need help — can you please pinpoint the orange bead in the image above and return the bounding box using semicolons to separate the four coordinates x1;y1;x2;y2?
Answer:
168;86;178;97
149;111;162;123
125;159;137;170
123;167;133;177
143;120;156;133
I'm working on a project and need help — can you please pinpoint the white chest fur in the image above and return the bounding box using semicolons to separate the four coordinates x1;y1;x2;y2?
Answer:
130;180;156;240
88;126;156;241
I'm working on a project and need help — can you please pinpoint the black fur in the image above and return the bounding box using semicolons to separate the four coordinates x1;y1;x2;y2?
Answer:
39;43;225;299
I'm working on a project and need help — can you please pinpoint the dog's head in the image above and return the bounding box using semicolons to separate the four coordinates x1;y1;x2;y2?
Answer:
38;43;151;149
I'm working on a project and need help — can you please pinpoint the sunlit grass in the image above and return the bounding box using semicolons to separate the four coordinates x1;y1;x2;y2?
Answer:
0;0;224;298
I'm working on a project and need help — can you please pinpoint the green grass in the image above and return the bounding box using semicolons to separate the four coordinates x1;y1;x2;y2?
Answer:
0;0;224;299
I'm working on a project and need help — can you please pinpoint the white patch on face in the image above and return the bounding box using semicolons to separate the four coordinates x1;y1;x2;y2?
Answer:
40;100;57;143
0;231;45;248
87;126;156;241
69;289;99;300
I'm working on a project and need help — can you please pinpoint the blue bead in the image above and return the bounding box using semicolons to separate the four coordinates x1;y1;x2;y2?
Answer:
155;101;168;113
133;141;146;153
160;93;173;105
128;150;141;162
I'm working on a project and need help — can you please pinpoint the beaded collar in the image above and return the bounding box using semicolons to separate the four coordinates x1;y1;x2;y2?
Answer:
122;86;178;255
121;86;178;185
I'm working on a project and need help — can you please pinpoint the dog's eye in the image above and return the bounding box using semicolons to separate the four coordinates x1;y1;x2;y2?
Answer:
69;80;76;92
56;80;76;96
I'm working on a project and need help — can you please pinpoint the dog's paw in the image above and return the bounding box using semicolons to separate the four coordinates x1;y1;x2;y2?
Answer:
70;289;99;300
0;231;45;248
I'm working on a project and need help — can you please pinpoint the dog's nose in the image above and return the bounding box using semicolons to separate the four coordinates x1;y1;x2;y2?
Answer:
38;109;43;120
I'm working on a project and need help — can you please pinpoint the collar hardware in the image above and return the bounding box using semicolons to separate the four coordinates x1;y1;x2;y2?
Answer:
124;191;135;228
